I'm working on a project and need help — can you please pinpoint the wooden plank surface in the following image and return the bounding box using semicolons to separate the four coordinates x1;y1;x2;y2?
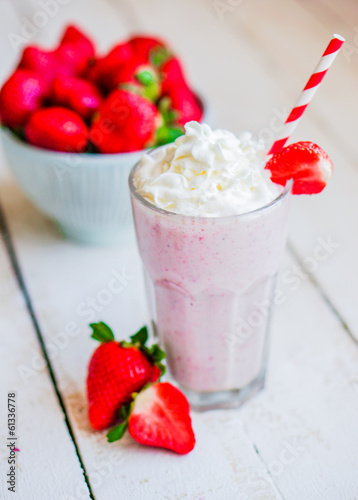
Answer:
0;222;91;499
0;0;358;498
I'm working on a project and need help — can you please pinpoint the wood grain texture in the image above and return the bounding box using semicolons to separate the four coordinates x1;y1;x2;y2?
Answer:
0;231;91;500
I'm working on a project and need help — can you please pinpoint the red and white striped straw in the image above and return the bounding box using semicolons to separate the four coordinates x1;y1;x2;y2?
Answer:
268;34;345;156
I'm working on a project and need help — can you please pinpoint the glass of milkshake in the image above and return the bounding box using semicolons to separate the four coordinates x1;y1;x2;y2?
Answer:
129;122;291;411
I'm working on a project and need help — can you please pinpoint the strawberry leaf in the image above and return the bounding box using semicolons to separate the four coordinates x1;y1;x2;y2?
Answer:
107;422;128;443
118;403;131;421
149;344;166;362
142;83;160;102
90;322;115;343
130;326;148;345
157;362;166;376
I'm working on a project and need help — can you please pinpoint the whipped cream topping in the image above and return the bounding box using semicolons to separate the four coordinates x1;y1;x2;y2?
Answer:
133;121;283;216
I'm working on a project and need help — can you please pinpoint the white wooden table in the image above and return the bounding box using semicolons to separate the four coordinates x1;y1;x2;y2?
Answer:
1;1;358;498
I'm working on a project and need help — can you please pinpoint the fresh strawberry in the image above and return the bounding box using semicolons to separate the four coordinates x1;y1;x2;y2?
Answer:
60;25;95;61
57;25;95;77
0;70;47;129
52;76;101;120
107;382;195;455
89;42;133;90
87;323;164;431
129;35;165;61
162;86;203;127
18;46;58;90
19;41;92;84
55;43;92;77
25;106;88;152
160;56;186;95
89;89;160;153
265;141;333;195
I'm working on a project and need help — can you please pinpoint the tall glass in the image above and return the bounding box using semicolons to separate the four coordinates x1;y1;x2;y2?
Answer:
129;155;291;411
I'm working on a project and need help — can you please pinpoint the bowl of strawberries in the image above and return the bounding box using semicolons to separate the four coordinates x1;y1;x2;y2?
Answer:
0;26;204;244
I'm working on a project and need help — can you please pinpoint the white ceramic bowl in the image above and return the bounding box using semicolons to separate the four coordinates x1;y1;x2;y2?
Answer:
1;128;144;244
1;95;209;245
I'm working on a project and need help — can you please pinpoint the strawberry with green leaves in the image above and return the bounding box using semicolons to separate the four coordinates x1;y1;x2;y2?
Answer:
89;89;161;153
107;382;195;455
87;322;165;431
114;60;161;102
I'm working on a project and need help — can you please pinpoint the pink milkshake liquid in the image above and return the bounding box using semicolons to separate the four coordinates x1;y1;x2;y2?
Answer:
129;147;291;410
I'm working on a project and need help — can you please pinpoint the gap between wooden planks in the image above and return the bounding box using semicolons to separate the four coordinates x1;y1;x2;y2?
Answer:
0;202;92;500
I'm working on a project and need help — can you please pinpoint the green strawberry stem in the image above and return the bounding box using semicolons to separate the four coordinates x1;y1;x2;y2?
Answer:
107;401;133;442
158;96;179;125
90;322;166;373
107;421;128;442
119;80;160;103
136;70;155;86
106;387;150;443
150;46;172;68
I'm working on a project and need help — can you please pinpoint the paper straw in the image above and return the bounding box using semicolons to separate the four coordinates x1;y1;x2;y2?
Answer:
268;34;345;156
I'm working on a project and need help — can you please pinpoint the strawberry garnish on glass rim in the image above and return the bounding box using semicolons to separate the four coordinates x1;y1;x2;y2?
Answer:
265;141;333;195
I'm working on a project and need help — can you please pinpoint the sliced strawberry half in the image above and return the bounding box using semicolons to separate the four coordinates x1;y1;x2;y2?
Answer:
107;382;195;455
265;141;333;195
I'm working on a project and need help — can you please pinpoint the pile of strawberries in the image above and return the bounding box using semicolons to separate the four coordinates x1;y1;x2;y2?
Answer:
0;25;203;154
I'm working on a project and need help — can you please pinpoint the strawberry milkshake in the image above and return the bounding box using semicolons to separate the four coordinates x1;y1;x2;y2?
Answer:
129;122;291;410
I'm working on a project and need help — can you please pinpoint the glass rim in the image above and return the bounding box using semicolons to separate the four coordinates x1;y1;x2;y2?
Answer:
128;146;292;221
